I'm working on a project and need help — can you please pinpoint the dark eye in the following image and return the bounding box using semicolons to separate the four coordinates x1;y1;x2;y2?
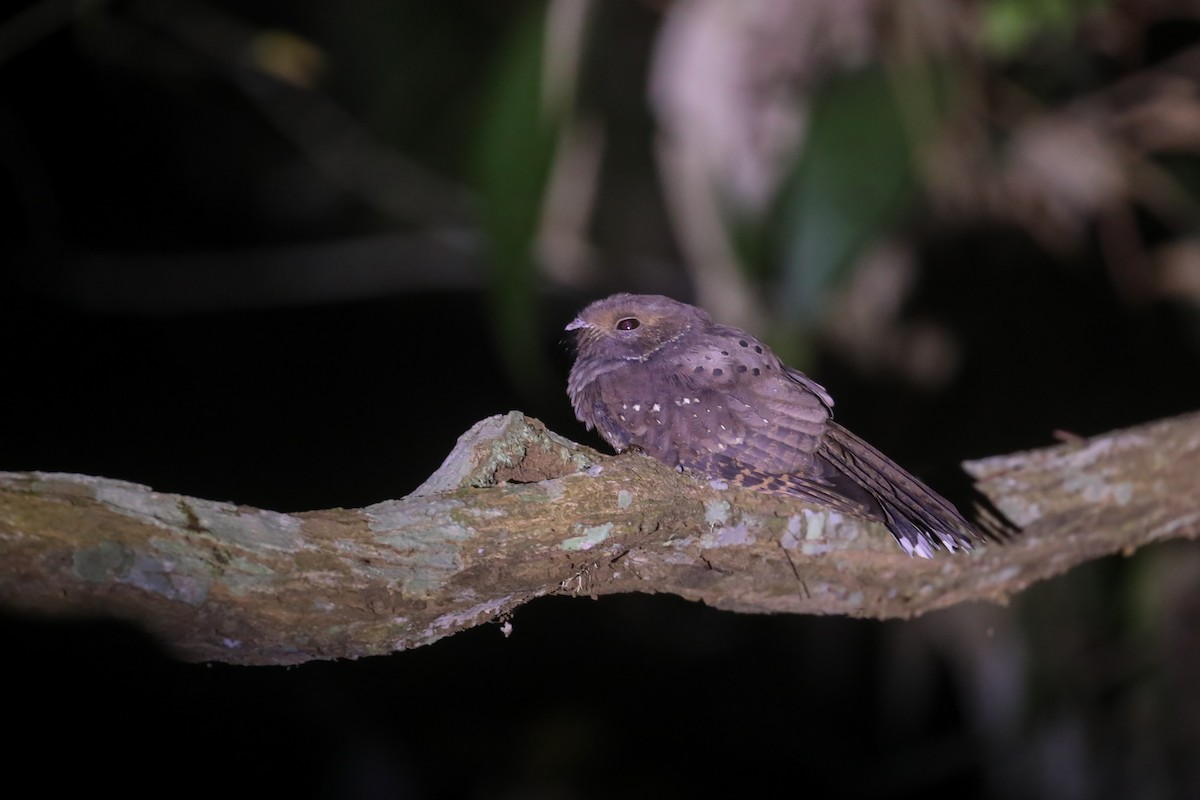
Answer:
616;317;640;331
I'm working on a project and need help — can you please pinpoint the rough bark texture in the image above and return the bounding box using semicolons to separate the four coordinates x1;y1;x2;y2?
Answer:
2;410;1198;665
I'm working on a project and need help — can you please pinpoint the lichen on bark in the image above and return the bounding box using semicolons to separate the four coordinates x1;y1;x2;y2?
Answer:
1;410;1198;665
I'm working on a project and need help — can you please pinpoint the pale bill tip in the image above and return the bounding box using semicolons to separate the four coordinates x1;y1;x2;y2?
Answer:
565;317;588;331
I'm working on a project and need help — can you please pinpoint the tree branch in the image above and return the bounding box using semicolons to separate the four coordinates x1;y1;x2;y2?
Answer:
2;410;1197;665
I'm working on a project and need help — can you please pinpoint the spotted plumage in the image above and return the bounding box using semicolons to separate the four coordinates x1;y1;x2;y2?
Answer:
565;293;984;558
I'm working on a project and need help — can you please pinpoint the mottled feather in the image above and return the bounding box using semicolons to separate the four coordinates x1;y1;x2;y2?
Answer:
566;293;986;558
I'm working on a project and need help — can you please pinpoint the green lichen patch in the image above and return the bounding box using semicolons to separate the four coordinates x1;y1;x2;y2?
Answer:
704;500;731;526
561;523;613;551
365;498;473;595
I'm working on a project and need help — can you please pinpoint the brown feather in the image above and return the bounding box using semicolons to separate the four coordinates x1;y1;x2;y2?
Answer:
566;294;987;557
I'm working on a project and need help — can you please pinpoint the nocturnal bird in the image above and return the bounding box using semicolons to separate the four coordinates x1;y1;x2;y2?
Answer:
565;293;985;558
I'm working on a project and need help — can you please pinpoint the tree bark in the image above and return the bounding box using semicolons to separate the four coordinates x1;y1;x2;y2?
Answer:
2;410;1198;665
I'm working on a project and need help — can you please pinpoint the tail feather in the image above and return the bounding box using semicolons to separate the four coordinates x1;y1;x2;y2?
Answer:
819;422;984;556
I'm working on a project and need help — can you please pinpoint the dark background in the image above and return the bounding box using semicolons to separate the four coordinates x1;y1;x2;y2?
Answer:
4;1;1200;798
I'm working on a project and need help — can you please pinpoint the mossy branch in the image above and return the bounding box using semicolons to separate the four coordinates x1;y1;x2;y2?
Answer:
2;410;1197;665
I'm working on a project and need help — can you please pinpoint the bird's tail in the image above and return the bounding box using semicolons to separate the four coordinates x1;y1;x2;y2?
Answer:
819;422;985;558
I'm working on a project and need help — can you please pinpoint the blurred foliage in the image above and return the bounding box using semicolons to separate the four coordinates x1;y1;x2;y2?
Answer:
983;0;1112;56
6;0;1198;374
774;66;916;326
454;0;1200;383
475;3;561;393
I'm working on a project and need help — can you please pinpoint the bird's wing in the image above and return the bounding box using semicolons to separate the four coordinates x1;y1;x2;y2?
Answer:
650;335;834;475
627;345;869;515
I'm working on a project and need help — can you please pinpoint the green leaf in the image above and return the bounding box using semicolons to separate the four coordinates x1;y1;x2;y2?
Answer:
474;3;561;392
982;0;1112;57
775;67;916;325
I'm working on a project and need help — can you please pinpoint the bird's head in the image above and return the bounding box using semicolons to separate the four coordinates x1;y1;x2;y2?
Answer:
565;293;709;363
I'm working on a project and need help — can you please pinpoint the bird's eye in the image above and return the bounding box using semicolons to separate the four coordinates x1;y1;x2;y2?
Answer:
616;317;640;331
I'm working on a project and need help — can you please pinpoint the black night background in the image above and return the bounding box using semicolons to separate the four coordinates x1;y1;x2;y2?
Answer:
3;2;1200;798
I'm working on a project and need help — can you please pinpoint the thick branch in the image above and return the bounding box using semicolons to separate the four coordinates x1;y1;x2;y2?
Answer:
2;411;1197;665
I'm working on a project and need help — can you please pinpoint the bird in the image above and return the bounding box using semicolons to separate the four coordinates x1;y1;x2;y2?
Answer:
565;293;985;558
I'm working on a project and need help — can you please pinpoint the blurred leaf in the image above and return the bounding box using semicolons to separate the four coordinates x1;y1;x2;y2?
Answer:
983;0;1111;57
1156;154;1200;212
774;67;916;327
475;2;561;394
249;30;326;88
